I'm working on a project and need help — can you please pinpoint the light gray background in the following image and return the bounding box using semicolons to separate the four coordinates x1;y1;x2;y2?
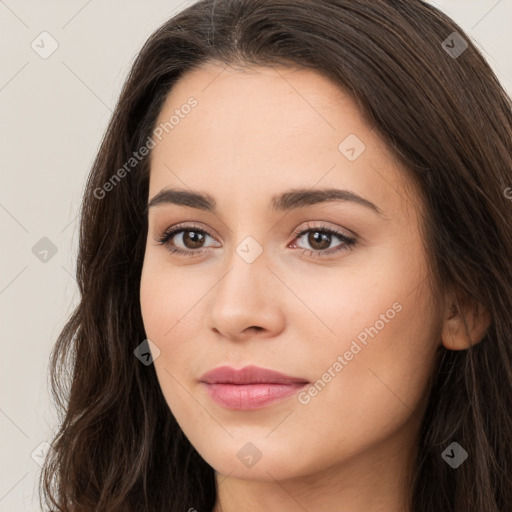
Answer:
1;1;511;510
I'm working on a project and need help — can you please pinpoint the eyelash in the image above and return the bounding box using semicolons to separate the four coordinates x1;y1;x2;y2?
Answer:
155;221;357;259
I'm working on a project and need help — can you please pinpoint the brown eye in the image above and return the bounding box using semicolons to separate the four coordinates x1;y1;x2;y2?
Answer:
156;223;220;257
304;230;333;251
177;230;207;249
291;223;357;258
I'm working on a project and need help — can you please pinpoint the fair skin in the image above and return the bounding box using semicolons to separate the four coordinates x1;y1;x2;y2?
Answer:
139;62;489;512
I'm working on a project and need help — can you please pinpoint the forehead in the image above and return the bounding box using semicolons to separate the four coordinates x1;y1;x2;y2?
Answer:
148;63;419;220
155;63;364;144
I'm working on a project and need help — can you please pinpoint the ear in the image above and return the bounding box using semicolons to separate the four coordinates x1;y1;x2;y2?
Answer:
441;291;492;351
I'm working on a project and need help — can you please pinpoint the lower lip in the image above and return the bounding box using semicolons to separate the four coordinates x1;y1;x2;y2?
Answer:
201;382;308;410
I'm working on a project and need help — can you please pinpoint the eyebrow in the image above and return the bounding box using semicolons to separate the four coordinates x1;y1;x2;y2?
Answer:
146;187;385;217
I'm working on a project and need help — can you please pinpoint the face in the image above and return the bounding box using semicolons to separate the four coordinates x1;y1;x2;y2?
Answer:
140;63;444;482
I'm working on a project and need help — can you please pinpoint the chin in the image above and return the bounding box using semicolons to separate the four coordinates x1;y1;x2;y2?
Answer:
196;439;319;481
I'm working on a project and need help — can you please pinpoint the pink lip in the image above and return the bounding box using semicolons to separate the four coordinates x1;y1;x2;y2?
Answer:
199;365;309;410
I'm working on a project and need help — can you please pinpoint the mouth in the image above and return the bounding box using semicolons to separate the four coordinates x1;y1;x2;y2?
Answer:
199;365;310;410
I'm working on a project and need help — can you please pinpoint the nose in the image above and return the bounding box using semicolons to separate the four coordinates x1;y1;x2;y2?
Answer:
205;245;285;342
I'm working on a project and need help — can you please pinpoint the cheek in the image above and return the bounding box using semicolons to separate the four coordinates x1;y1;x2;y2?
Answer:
139;256;209;411
139;250;204;343
288;247;440;441
300;265;440;434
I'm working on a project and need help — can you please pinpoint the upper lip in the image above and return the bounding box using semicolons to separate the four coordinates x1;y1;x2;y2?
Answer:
199;365;309;385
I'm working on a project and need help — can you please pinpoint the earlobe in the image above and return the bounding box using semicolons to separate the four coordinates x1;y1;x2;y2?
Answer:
441;294;492;351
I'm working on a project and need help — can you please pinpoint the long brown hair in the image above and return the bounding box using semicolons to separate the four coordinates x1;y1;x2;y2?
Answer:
40;1;512;510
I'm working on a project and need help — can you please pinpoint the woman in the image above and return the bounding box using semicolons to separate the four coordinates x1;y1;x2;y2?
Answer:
40;0;512;511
